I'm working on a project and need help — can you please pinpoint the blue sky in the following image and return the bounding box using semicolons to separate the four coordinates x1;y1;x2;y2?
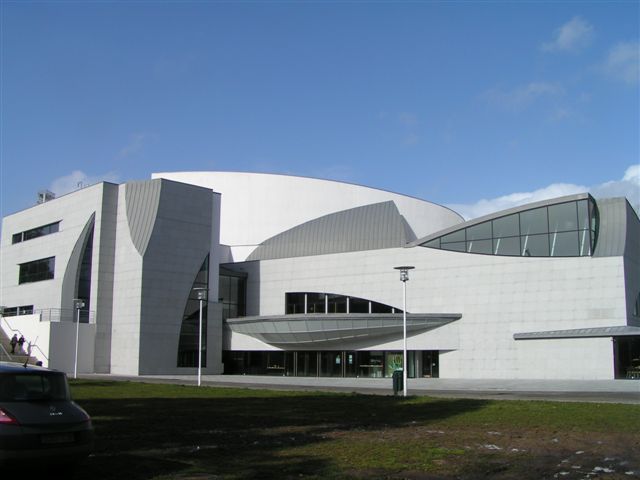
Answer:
1;1;638;220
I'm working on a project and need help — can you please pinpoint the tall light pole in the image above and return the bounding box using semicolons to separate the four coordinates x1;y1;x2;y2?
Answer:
193;288;208;387
73;299;85;379
394;266;414;397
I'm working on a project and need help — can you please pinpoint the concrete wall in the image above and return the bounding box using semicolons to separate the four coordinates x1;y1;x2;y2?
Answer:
228;245;627;380
1;313;95;374
0;183;111;314
49;321;96;374
152;172;464;261
134;179;220;375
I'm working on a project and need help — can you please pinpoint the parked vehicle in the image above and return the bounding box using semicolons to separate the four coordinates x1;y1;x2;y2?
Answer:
0;362;93;465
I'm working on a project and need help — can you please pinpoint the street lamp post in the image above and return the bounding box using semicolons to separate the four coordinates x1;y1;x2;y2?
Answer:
73;299;85;379
394;266;414;397
193;288;208;387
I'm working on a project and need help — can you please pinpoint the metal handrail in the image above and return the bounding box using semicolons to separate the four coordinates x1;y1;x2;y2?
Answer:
37;308;96;324
0;315;52;363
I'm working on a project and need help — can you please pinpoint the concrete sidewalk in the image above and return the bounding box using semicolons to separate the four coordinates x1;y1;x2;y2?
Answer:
80;374;640;404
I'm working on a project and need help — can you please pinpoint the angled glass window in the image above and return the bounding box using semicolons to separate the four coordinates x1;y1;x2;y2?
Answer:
423;238;440;249
577;200;590;230
579;229;592;256
441;242;465;252
521;233;549;256
548;202;578;233
441;230;465;244
520;207;548;235
493;236;520;256
492;214;519;238
550;231;580;257
467;239;492;254
466;222;492;241
420;196;598;258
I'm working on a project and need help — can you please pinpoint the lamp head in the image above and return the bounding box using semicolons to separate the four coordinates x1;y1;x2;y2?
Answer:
394;266;415;282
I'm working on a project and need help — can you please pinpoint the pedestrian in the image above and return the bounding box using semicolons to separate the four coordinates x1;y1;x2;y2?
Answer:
17;335;25;352
9;334;18;354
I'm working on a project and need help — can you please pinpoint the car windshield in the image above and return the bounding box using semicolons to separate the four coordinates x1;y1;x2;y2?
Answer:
0;373;70;401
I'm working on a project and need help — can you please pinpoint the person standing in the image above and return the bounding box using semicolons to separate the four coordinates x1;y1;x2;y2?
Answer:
17;335;25;353
9;334;18;354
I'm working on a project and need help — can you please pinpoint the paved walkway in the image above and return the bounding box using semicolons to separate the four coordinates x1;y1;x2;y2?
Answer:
80;374;640;404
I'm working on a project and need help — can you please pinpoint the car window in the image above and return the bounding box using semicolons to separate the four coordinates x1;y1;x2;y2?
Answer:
0;373;70;401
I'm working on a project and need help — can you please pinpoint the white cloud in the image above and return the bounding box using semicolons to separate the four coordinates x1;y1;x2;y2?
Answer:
602;41;640;85
591;164;640;205
49;170;120;197
542;16;594;53
447;164;639;220
482;82;564;110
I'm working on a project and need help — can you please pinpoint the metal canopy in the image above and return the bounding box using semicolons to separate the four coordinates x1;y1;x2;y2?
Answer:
514;325;640;340
226;312;462;347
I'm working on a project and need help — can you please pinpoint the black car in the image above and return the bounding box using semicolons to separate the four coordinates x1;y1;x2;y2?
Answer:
0;362;94;465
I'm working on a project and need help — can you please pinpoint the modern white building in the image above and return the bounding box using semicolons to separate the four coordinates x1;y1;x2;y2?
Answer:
1;172;639;380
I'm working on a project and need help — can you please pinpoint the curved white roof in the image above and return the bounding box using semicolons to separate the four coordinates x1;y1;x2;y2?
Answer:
152;171;464;261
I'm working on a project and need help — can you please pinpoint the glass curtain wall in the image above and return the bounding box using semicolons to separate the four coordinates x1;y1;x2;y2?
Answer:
76;225;94;323
177;256;209;368
422;197;598;257
219;267;247;321
223;350;439;378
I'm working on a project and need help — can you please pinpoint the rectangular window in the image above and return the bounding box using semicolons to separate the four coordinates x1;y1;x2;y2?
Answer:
327;294;347;313
18;305;34;315
18;257;55;284
349;297;369;313
12;222;60;244
285;293;306;314
306;293;326;314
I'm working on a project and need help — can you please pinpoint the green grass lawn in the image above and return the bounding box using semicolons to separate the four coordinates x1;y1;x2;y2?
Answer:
69;379;640;480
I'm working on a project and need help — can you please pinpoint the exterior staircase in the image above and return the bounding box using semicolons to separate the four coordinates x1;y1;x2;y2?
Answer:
0;325;40;365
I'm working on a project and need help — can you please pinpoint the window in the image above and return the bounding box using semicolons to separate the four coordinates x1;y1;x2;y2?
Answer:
421;197;598;258
12;222;60;244
1;305;34;317
177;256;210;368
285;292;399;315
286;293;305;314
18;257;55;284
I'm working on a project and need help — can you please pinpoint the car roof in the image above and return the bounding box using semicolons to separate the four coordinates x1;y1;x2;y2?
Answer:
0;361;63;374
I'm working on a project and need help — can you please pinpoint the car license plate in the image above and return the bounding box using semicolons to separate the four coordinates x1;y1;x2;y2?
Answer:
41;433;74;444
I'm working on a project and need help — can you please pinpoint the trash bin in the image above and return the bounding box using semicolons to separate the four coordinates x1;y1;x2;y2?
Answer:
392;369;403;395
